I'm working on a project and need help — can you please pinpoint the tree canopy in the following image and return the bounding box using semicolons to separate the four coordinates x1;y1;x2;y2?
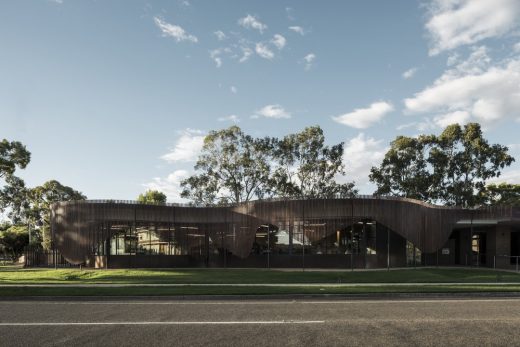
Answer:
180;125;357;205
0;138;86;250
181;126;272;205
370;123;515;207
481;183;520;206
137;190;167;205
0;139;30;179
270;126;356;198
0;140;31;221
0;223;29;261
27;180;86;249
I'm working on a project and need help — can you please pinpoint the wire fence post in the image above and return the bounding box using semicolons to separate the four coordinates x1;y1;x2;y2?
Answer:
267;225;270;270
351;252;353;272
302;227;305;272
387;227;390;271
493;255;496;269
517;257;519;272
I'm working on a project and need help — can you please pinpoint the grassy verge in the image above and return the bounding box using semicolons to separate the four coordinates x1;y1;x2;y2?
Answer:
0;267;519;285
1;284;520;297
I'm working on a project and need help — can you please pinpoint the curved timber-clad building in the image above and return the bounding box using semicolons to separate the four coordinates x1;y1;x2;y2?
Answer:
50;197;520;269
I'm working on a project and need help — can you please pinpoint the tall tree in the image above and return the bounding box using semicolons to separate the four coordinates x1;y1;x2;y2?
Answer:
181;126;272;205
481;183;520;206
370;123;515;207
0;140;31;220
271;126;356;198
28;180;86;249
137;190;167;205
0;175;30;223
181;126;357;205
369;135;436;201
432;123;514;207
0;139;30;179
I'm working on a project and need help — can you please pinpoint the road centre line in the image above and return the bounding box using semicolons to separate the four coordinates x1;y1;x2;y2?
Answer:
4;318;520;326
3;298;520;305
0;320;324;326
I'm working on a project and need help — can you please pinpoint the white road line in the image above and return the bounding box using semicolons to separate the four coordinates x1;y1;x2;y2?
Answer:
3;298;520;305
3;318;520;326
0;320;324;326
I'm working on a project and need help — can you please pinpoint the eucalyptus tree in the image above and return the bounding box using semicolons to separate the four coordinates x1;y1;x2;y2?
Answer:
180;125;357;205
431;123;514;207
370;123;515;207
0;139;30;179
271;126;356;198
481;183;520;206
0;139;31;221
369;135;437;201
180;126;273;205
28;180;86;249
0;139;86;249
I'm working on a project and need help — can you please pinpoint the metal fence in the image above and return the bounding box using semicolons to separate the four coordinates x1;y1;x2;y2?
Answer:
493;255;520;272
24;247;77;268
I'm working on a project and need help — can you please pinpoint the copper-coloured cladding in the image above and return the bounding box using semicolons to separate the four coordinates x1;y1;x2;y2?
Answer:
51;198;518;264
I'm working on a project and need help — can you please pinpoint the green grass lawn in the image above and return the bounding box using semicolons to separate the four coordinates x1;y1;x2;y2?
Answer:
0;266;519;285
1;267;520;296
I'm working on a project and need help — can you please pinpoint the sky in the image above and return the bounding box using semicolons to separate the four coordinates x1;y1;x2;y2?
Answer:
1;0;520;202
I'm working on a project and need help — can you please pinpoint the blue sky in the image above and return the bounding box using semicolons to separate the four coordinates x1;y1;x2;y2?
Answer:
1;0;520;201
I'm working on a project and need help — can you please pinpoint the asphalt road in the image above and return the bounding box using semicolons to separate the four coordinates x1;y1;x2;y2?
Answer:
1;297;520;346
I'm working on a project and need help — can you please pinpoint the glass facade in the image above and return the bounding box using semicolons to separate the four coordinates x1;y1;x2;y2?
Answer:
98;217;409;268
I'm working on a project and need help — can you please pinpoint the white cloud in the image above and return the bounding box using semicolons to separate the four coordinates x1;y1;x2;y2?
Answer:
160;129;205;163
286;7;295;21
239;46;253;62
425;0;520;55
514;42;520;53
144;169;190;203
402;67;418;79
209;47;231;68
230;86;237;94
404;50;520;125
447;53;460;66
450;46;491;75
332;101;394;129
433;110;471;127
253;104;291;119
214;30;227;41
218;115;240;123
396;118;437;132
342;133;387;188
209;49;223;67
488;169;520;185
153;17;198;43
255;43;274;60
289;26;305;35
271;34;286;50
303;53;316;70
238;14;267;33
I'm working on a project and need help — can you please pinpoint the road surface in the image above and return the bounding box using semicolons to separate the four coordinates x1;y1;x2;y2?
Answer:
1;297;519;346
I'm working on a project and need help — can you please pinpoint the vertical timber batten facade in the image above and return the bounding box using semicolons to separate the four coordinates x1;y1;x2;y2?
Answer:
49;197;520;269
